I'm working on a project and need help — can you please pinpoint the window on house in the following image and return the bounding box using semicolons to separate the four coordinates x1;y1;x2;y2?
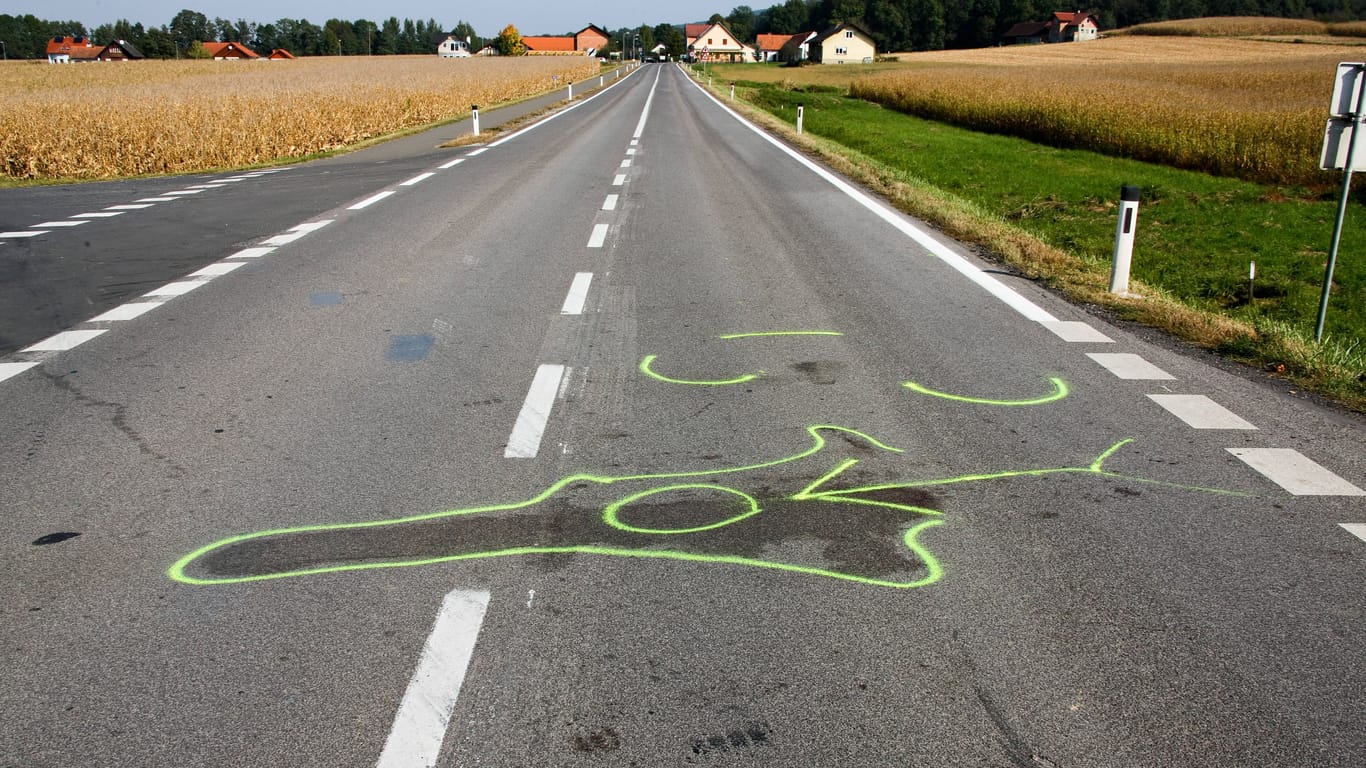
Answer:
708;38;713;45
845;30;854;38
723;38;729;44
836;46;847;55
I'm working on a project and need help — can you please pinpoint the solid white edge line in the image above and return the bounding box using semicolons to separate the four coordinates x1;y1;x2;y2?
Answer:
375;589;491;768
1227;448;1365;496
90;302;162;322
603;195;619;211
439;158;465;170
504;364;566;458
560;272;594;315
349;190;397;210
401;172;436;187
0;362;40;383
21;329;107;352
1340;523;1366;543
681;64;1058;325
587;224;609;248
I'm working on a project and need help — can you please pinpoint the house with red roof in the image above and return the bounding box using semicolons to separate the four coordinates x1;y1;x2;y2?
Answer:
523;25;610;55
755;32;813;63
46;35;100;63
202;41;260;60
1005;11;1100;44
685;21;754;63
267;48;296;60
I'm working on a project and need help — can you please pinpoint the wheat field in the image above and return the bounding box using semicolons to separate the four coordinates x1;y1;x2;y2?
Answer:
851;37;1361;186
0;56;599;181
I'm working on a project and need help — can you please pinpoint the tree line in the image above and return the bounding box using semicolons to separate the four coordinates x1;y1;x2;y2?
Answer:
716;0;1366;51
3;0;1364;60
0;10;482;59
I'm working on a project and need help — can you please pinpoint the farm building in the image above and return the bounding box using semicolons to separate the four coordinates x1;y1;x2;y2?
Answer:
808;22;875;64
1005;11;1100;43
756;31;814;63
202;41;260;60
522;25;610;55
437;36;471;57
267;48;296;60
45;36;144;63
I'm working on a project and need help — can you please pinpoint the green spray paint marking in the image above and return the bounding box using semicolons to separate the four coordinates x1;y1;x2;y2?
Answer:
168;425;1244;589
902;376;1069;406
639;355;759;386
640;330;842;386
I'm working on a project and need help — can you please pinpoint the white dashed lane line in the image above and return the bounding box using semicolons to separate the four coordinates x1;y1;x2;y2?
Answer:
229;247;276;259
1086;352;1176;380
603;195;618;211
0;362;39;384
1147;394;1257;430
400;172;435;187
1228;448;1365;496
21;330;107;353
439;158;465;170
90;302;162;322
1341;523;1366;543
144;281;205;298
261;221;333;246
1;231;47;238
587;224;609;249
620;159;632;168
190;262;248;277
505;364;567;459
1042;320;1113;343
560;273;594;315
72;211;124;219
348;190;396;210
105;204;155;211
613;174;626;186
37;221;88;227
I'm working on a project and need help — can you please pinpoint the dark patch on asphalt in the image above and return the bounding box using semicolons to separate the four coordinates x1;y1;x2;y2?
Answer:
385;334;435;362
690;722;771;756
32;532;81;546
190;467;941;582
571;726;621;753
1113;486;1142;497
792;360;843;385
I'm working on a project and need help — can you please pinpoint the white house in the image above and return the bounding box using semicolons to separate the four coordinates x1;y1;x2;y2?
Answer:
685;21;754;62
438;36;471;57
808;22;875;64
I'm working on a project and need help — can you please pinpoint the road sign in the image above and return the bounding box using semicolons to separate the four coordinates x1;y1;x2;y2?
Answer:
1329;62;1366;117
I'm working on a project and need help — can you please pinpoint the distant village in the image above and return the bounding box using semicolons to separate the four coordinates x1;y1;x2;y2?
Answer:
12;8;1104;65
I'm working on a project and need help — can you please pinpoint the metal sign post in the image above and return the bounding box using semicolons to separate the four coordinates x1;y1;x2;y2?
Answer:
1316;62;1366;342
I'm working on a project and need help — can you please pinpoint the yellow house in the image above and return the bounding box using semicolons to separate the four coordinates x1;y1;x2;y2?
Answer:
809;22;875;64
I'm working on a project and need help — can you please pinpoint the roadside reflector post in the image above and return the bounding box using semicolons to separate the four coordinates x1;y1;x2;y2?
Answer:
471;105;480;137
730;83;735;100
600;75;604;87
568;82;573;100
1108;184;1141;296
796;104;804;134
1249;261;1257;304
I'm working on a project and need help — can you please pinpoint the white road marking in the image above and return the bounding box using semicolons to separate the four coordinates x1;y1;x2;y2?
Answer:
1041;320;1113;343
260;220;332;246
228;247;276;259
21;329;107;352
633;66;662;139
560;272;594;315
630;139;639;146
36;221;88;227
349;190;396;210
211;177;246;183
0;362;39;383
1;230;46;238
505;364;566;458
164;190;204;195
686;71;1058;324
620;159;632;168
135;198;177;203
190;262;247;277
626;148;637;155
376;589;490;768
613;174;626;186
1228;448;1365;496
401;172;435;187
1086;352;1176;380
105;204;154;210
439;158;465;170
488;67;642;149
90;302;161;322
1147;394;1256;430
1341;523;1366;543
603;194;618;211
144;281;205;297
587;224;609;248
186;185;219;190
72;212;124;218
467;148;488;156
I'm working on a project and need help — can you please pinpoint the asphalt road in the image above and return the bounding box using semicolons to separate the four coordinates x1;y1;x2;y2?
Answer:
1;62;1363;768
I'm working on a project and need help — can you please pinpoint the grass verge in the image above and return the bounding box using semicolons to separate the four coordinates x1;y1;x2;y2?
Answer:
694;71;1365;410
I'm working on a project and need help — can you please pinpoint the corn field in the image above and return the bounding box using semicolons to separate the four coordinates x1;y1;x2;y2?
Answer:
849;37;1354;187
0;56;599;181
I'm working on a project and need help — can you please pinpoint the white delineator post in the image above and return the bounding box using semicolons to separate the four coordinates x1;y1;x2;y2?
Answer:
568;82;573;100
796;104;804;134
730;83;735;100
471;105;480;137
1109;184;1141;295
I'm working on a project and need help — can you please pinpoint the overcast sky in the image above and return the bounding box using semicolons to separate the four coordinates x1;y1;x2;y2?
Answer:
14;0;729;34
